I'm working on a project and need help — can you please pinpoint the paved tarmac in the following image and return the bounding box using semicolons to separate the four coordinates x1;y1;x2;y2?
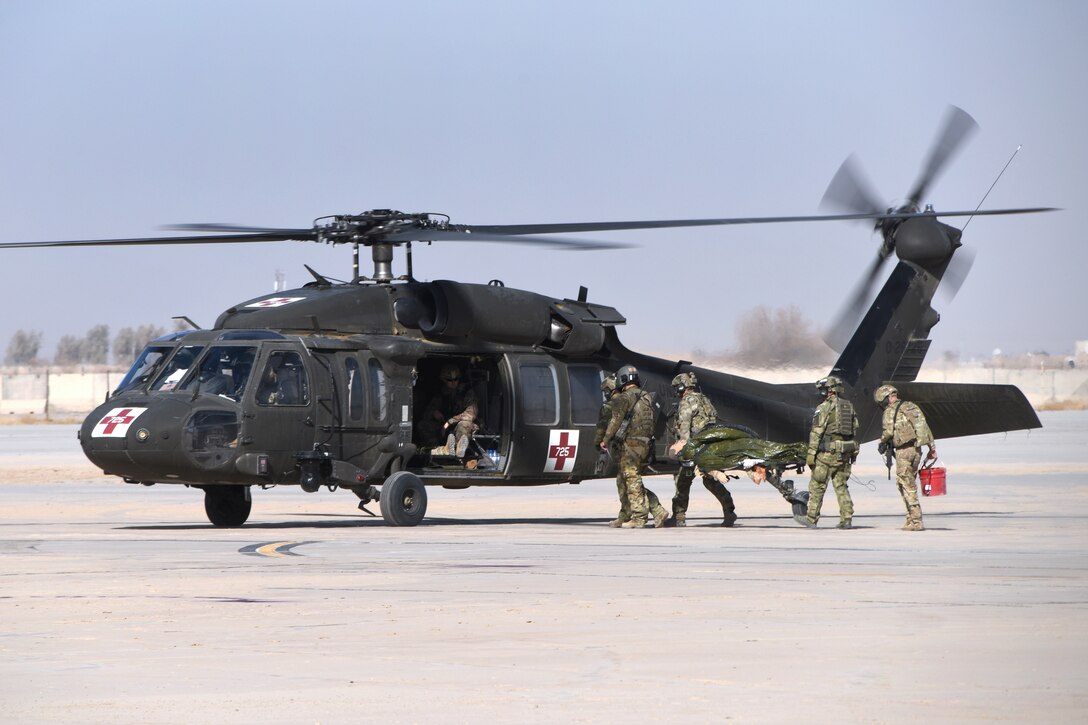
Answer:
1;412;1086;723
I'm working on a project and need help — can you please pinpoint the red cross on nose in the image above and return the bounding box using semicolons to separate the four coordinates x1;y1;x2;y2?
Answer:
99;408;136;435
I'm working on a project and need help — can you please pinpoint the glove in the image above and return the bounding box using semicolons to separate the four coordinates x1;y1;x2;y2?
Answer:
877;441;888;455
805;453;815;468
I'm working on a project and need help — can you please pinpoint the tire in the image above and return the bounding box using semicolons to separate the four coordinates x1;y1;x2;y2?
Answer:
380;471;427;526
203;485;252;527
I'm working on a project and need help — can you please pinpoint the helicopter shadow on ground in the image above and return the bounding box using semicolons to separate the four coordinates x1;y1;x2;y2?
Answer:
116;509;1013;532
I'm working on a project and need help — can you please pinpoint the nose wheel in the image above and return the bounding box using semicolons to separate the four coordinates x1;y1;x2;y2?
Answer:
203;485;252;527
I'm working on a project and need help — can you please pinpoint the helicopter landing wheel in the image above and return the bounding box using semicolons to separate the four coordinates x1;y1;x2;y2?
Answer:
380;471;427;526
203;485;252;527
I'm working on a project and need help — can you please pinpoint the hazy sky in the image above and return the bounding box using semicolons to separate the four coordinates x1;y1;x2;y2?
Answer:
1;1;1084;363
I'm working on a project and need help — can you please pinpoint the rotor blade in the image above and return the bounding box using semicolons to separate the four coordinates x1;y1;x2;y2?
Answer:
907;105;979;208
937;245;976;304
0;231;313;249
164;223;315;235
820;155;885;216
0;208;1055;250
823;253;888;352
399;207;1058;238
383;229;632;250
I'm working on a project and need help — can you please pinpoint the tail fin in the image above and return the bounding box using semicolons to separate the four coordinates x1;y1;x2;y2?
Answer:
832;253;1039;440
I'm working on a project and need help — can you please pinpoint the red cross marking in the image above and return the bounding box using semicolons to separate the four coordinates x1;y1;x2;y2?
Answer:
99;408;136;435
548;431;577;470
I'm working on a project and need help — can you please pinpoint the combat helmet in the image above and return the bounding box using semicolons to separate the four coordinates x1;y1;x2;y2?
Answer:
671;371;698;392
616;364;641;388
600;374;618;394
874;384;898;405
816;374;844;395
440;363;462;383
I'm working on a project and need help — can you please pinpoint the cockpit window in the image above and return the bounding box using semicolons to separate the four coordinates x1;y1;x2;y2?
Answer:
115;345;171;393
178;346;258;401
151;345;205;392
256;351;310;406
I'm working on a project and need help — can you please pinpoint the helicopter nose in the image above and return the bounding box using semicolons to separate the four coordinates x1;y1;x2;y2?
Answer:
80;397;241;483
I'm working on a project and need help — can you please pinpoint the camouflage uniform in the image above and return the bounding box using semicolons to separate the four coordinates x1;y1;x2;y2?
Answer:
601;380;662;528
671;387;736;527
805;377;857;528
418;367;478;450
878;385;935;531
595;380;666;528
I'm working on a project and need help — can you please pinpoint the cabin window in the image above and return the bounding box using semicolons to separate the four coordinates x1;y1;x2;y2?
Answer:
567;365;604;425
256;351;310;406
368;358;387;422
346;358;364;421
519;362;558;425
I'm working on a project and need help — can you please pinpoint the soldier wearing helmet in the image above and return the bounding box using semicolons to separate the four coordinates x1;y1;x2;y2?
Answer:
875;384;936;531
419;362;479;459
595;372;668;528
803;374;857;529
600;364;668;529
667;371;736;527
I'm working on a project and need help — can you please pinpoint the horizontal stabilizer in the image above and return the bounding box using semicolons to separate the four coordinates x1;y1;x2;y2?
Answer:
867;382;1040;441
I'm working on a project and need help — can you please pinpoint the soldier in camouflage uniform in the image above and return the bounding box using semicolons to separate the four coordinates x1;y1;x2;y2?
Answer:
599;365;668;529
419;363;478;457
804;375;857;529
595;374;668;528
876;384;936;531
666;372;737;527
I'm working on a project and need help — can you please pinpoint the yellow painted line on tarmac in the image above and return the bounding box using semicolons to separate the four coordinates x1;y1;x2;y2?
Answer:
256;541;296;557
239;541;313;557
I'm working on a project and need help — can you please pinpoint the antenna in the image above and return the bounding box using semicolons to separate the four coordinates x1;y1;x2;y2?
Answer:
963;145;1022;232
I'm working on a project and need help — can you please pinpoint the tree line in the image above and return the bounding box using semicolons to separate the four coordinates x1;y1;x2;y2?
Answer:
4;324;172;366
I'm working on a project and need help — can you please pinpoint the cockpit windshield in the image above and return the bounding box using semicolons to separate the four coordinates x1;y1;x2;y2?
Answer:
151;345;205;392
115;346;172;393
177;343;257;400
177;346;258;401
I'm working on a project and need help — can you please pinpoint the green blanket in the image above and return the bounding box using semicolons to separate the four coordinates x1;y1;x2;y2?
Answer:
679;424;806;472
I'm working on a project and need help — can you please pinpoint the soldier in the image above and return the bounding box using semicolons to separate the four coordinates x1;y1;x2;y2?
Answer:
803;375;858;529
875;384;936;531
419;363;478;457
595;374;668;528
666;372;737;527
599;365;668;529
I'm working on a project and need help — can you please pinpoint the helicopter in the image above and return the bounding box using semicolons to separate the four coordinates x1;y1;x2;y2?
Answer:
0;106;1052;528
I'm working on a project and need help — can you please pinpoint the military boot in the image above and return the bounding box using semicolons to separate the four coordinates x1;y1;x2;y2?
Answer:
672;514;686;527
608;517;629;528
721;509;738;528
903;504;924;531
800;516;818;529
620;518;647;528
652;507;669;529
432;433;456;456
836;519;853;530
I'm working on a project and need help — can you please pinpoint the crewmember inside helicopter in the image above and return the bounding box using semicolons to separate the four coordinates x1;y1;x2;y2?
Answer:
419;363;479;458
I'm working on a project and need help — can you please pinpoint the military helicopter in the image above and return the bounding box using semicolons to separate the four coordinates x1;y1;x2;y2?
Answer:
0;106;1052;527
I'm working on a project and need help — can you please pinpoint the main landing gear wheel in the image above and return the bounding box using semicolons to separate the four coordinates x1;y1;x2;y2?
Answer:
380;471;427;526
203;485;252;527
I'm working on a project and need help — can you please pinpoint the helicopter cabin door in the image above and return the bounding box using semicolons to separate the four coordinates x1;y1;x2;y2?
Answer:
333;352;393;472
507;356;604;480
246;344;318;482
